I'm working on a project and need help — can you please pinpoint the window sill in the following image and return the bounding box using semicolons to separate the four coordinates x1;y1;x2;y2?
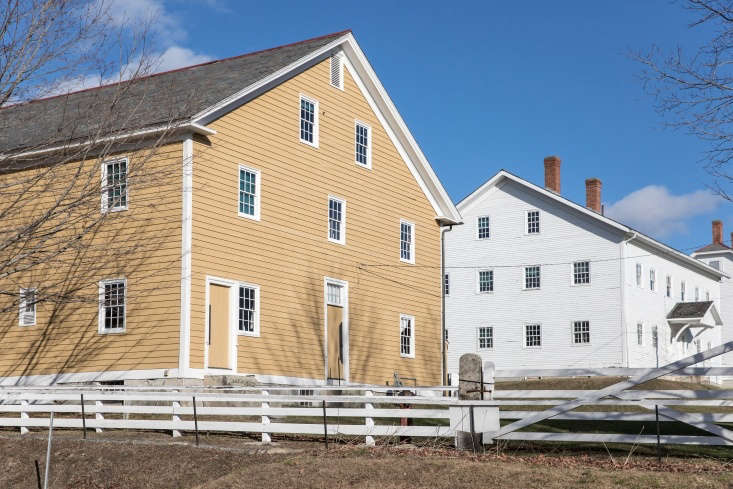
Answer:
238;212;261;221
355;161;372;170
476;291;494;295
328;238;346;246
300;139;319;149
102;206;128;214
237;331;260;338
18;323;36;327
99;329;126;335
522;287;541;291
400;258;415;265
400;353;415;359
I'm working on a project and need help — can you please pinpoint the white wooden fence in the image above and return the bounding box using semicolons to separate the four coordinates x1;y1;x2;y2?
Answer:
0;386;495;445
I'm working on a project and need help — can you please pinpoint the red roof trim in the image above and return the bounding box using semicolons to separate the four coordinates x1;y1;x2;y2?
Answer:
2;29;352;111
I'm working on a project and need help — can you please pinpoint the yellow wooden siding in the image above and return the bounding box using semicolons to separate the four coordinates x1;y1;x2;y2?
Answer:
191;58;442;385
0;144;183;378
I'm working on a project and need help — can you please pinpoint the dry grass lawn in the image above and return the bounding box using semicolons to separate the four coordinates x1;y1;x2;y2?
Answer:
1;434;732;489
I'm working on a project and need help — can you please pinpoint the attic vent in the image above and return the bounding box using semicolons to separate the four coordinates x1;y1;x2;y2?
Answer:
330;53;343;90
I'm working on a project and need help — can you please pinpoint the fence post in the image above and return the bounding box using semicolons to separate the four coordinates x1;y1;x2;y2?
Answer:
20;400;29;435
365;390;375;446
94;401;103;433
172;400;181;438
261;389;271;444
454;353;483;450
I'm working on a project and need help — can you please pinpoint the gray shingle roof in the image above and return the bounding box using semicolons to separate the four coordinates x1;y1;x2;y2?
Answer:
693;242;732;253
666;301;714;319
0;31;347;154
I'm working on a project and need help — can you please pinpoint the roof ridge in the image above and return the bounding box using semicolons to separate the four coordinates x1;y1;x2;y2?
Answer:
1;29;352;111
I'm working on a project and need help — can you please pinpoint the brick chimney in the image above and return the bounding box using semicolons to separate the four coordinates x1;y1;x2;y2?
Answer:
544;156;561;194
585;178;602;213
712;220;723;245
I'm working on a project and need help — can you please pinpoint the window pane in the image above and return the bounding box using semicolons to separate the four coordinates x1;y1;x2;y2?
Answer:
400;222;413;261
573;261;590;285
525;324;541;347
525;266;540;289
105;160;127;210
103;281;125;330
328;198;343;241
300;98;315;143
400;316;413;356
355;123;369;165
239;169;257;216
238;286;256;333
478;326;493;349
477;216;490;239
527;211;540;234
573;321;590;344
479;270;493;292
444;274;449;296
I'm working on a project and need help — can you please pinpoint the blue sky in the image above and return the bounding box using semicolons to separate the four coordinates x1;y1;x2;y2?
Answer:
115;0;731;251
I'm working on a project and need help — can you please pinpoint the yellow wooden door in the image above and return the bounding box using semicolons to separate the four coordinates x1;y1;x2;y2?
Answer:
208;284;230;369
327;304;344;381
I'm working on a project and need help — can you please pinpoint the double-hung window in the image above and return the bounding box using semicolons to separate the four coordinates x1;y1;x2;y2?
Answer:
400;220;415;264
524;265;540;289
525;324;541;348
695;287;700;301
572;320;590;344
666;275;672;298
101;158;128;212
19;288;36;326
444;273;450;296
681;281;686;301
477;216;490;239
238;165;260;220
478;270;494;293
99;279;126;333
478;326;493;349
400;314;415;358
573;261;590;285
526;210;540;234
637;323;643;346
299;95;318;146
635;263;642;287
328;197;345;244
238;284;260;336
706;290;710;301
355;121;371;168
649;269;656;292
652;326;658;348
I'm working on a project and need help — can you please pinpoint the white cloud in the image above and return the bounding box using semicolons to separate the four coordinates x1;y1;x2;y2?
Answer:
153;46;213;72
605;185;723;238
102;0;186;43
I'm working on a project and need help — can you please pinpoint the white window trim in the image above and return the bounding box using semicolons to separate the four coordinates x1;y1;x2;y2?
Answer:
354;120;372;169
399;219;416;264
330;53;344;91
476;269;494;294
236;282;261;338
100;157;129;213
523;265;541;290
400;313;416;358
665;275;672;298
327;195;346;245
571;320;591;346
635;263;643;288
19;287;37;327
525;209;540;235
299;94;319;148
571;260;591;286
636;322;644;346
475;215;491;240
98;278;127;334
477;326;494;351
680;281;686;301
523;323;542;349
237;164;261;221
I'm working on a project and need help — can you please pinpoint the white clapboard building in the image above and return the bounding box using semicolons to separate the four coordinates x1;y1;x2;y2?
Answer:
444;156;728;381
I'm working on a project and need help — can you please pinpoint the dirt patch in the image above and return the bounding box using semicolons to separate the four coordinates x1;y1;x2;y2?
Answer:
1;436;731;489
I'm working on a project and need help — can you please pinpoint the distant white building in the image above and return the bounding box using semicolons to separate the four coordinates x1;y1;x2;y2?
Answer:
444;156;728;382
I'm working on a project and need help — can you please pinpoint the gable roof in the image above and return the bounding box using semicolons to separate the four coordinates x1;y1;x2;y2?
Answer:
0;31;346;155
0;31;461;224
458;170;727;280
692;242;733;254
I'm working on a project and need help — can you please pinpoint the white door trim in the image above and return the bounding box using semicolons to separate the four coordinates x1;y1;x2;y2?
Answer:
204;275;238;373
323;276;349;383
